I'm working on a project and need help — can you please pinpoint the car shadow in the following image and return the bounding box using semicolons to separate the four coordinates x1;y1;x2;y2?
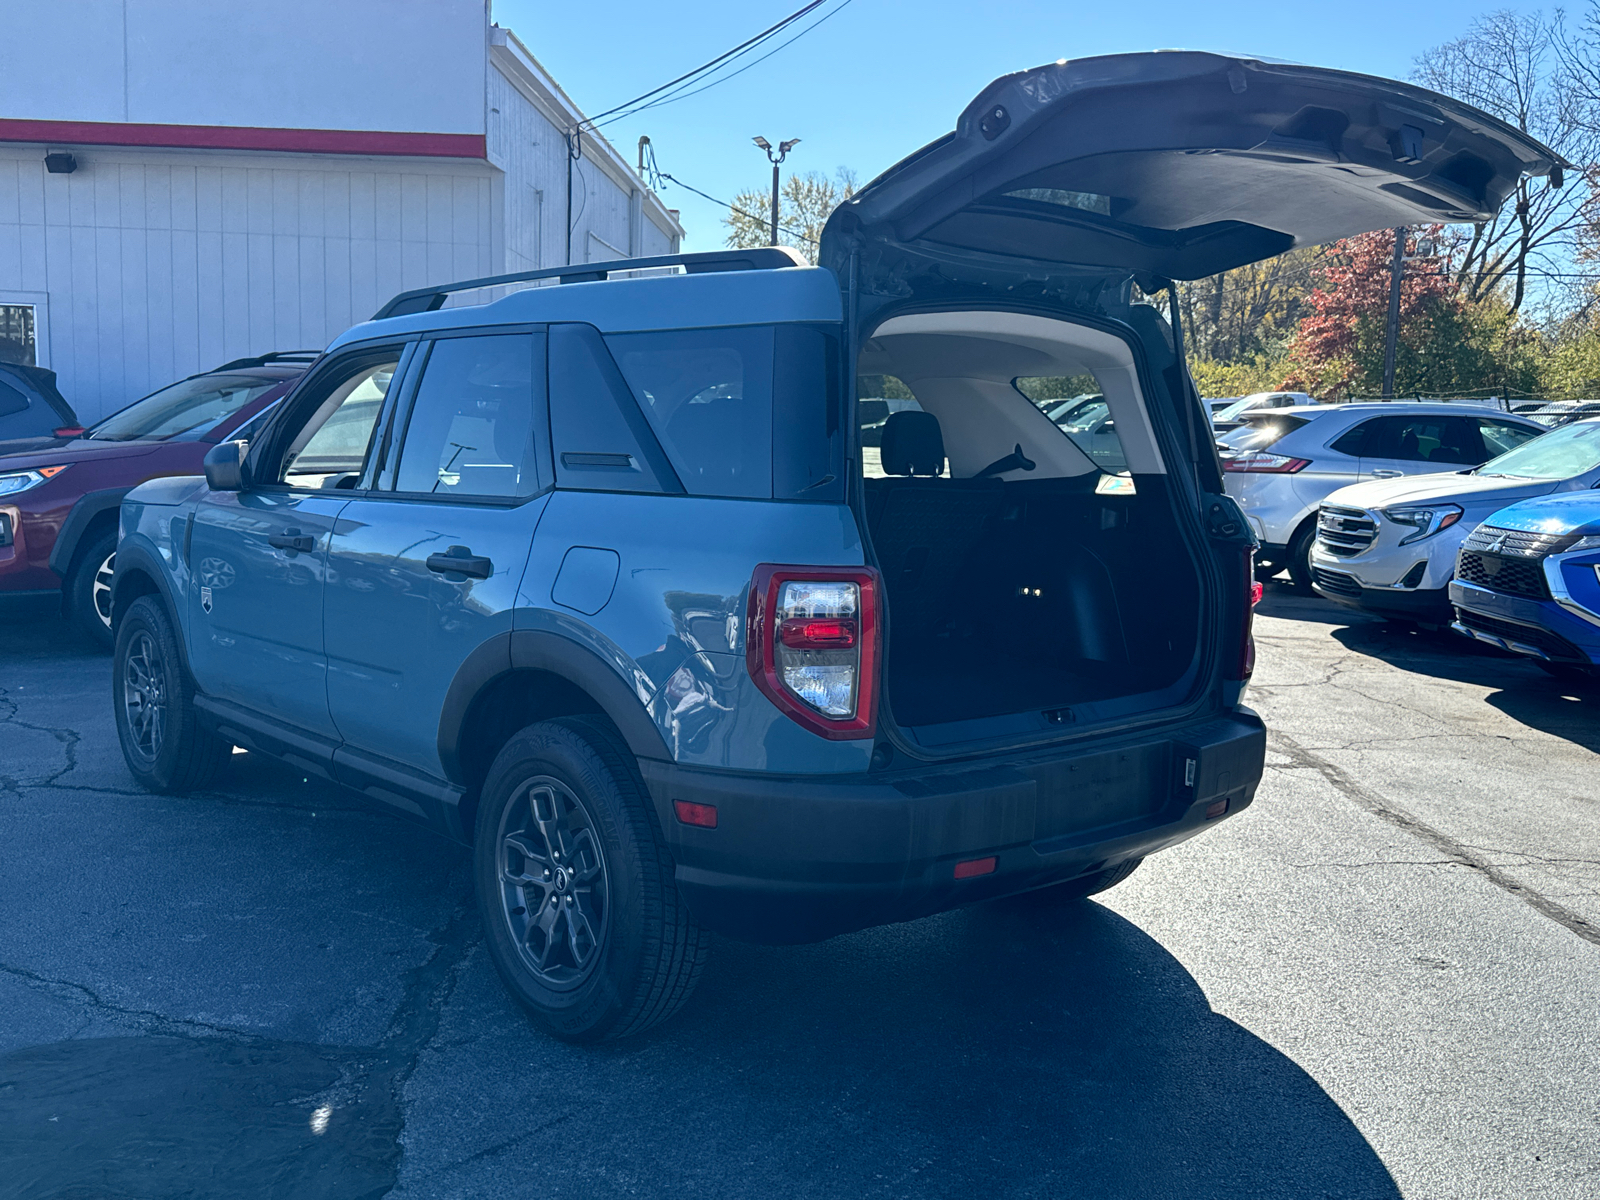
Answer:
1266;589;1600;757
601;898;1403;1199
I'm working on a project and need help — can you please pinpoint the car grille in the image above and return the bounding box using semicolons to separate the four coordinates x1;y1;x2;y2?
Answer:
1455;550;1550;600
1459;525;1579;557
1454;610;1587;662
1312;567;1363;599
1316;505;1376;557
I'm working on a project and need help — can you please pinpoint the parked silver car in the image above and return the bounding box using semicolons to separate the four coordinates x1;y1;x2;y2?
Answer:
1222;403;1545;588
1311;417;1600;622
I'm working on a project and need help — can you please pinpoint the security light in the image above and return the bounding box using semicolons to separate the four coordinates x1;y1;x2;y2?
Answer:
751;136;771;151
44;152;76;174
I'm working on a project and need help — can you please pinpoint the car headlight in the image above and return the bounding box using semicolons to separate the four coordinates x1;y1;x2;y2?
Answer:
0;465;70;498
1381;503;1464;546
1568;534;1600;552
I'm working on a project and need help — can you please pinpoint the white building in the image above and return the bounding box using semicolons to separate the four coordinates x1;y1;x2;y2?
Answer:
0;0;683;422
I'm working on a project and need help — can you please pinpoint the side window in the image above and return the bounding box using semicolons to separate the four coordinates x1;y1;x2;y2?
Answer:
229;399;282;446
393;334;544;498
1480;419;1541;457
605;326;775;499
1373;415;1481;464
1014;380;1129;473
276;356;399;489
548;324;679;494
1329;421;1370;457
0;379;29;419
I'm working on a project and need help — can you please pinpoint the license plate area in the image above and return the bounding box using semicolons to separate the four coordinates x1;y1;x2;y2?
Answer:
1030;743;1170;844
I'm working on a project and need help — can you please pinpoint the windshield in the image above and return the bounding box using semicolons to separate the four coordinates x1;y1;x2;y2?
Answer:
1476;419;1600;480
89;373;281;442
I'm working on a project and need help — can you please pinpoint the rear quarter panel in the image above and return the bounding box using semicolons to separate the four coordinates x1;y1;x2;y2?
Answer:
517;490;874;774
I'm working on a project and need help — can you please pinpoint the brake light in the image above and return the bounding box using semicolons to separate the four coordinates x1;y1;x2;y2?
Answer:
747;564;880;739
53;427;86;438
1222;452;1311;474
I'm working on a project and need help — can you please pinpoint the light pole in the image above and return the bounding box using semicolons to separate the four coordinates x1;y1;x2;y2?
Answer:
752;136;800;247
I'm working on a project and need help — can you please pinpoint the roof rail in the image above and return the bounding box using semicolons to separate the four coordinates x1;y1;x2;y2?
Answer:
371;246;809;322
211;351;323;371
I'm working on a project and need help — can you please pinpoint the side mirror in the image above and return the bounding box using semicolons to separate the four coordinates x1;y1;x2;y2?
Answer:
203;440;248;492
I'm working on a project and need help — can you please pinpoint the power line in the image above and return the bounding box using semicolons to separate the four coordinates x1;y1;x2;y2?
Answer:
596;0;858;129
657;172;819;246
581;0;829;132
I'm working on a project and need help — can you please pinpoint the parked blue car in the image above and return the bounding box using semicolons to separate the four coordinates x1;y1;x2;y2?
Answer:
110;51;1558;1040
1451;492;1600;676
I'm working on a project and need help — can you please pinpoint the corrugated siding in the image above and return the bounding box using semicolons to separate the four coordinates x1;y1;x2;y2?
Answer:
0;148;495;422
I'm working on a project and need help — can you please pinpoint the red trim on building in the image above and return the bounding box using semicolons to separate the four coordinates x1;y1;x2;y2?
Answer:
0;118;486;159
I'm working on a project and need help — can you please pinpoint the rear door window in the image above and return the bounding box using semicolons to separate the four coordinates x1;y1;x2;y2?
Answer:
606;326;774;499
549;324;680;494
393;334;545;499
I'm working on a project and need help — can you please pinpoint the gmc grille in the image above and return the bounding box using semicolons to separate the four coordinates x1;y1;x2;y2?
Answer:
1317;505;1376;557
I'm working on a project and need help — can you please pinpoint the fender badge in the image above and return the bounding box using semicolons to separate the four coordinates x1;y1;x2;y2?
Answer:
200;585;213;614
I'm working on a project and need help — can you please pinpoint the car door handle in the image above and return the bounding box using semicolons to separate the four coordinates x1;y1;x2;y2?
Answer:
267;529;316;553
1370;469;1404;478
426;546;493;579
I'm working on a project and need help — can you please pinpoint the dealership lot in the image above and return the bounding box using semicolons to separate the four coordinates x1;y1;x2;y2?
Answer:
1;589;1597;1199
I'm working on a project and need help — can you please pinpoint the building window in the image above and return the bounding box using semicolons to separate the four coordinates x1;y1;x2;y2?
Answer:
0;305;35;367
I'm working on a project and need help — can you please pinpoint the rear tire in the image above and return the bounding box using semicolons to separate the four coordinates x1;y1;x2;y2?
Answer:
1285;525;1316;593
66;530;118;650
474;716;709;1043
113;595;230;792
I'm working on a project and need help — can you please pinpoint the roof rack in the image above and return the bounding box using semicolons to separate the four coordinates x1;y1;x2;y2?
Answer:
371;246;809;322
211;351;323;371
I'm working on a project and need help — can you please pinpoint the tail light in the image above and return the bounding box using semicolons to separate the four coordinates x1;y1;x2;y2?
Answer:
747;564;879;739
1223;452;1311;474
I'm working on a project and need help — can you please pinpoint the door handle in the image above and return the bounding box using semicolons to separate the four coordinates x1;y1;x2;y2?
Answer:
1370;469;1404;478
268;528;316;553
426;546;493;580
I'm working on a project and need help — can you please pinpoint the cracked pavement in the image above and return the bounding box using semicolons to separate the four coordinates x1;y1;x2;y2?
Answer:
1;587;1598;1198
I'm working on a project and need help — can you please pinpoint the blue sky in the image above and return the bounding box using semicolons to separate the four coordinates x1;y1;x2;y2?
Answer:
493;0;1550;253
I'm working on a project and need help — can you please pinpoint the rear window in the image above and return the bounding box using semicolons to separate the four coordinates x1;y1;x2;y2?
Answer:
1219;414;1311;452
1014;379;1128;472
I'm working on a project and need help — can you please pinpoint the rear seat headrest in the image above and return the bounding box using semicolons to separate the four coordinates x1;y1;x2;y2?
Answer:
881;410;945;476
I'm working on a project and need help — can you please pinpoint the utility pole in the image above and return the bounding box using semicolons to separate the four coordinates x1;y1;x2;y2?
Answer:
1381;226;1405;399
752;136;800;246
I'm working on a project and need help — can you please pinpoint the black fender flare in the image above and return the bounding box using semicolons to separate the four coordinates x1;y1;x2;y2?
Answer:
436;629;671;785
109;537;193;674
48;487;132;576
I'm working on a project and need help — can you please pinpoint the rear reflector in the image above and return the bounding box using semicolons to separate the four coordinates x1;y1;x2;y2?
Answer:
1205;799;1229;819
673;800;718;828
953;856;997;879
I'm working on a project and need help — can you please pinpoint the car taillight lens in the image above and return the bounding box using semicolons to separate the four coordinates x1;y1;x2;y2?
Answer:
747;565;879;739
1222;452;1311;474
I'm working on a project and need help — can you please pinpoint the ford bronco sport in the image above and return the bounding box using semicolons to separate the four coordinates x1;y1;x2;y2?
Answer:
111;52;1562;1041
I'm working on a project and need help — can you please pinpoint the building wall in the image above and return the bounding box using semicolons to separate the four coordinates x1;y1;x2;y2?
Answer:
0;0;487;135
0;146;496;421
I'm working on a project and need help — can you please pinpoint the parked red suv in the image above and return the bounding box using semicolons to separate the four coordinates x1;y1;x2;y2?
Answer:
0;352;316;645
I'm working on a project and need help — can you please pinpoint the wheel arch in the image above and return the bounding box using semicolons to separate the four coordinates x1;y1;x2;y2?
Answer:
110;538;190;668
439;630;672;841
48;487;132;577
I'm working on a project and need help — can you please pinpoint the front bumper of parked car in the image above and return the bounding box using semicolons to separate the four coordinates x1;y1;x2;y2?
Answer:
1451;561;1600;666
641;708;1266;944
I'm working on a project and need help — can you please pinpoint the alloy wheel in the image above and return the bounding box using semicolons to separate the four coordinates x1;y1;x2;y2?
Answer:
122;631;166;761
92;552;115;629
496;776;610;989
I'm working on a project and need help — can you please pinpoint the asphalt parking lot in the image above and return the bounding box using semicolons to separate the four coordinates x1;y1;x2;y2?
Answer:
2;587;1598;1199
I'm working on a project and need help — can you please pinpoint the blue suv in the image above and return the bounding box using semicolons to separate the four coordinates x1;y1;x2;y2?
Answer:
1450;490;1600;677
109;52;1558;1040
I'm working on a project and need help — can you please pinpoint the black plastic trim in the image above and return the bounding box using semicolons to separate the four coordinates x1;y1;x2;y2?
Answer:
49;487;131;575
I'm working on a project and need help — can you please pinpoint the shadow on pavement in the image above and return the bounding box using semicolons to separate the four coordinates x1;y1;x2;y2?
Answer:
501;897;1403;1199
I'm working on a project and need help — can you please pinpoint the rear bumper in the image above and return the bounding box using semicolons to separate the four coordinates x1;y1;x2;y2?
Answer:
1311;566;1450;620
642;708;1266;944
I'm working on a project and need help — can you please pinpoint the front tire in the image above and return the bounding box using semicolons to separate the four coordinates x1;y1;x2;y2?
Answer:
474;716;708;1043
66;530;118;649
1285;524;1316;593
113;595;230;792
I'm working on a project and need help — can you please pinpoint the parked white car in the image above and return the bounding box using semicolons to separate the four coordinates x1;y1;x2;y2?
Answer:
1309;417;1600;622
1222;403;1545;589
1211;390;1318;432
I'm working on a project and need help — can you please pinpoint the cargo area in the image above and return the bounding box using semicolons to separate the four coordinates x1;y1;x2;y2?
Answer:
856;310;1203;740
